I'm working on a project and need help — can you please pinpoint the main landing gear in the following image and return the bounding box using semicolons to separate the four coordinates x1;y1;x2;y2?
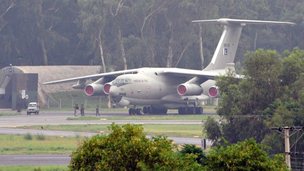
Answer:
128;108;143;115
143;106;167;115
128;106;168;115
178;107;203;114
128;106;203;115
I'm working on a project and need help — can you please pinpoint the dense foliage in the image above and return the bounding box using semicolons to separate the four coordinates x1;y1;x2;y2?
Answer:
69;124;203;170
70;124;287;170
205;139;287;171
0;0;303;70
205;48;304;156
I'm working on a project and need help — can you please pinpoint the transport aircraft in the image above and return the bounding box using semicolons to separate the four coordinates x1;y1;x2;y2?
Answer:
44;18;294;115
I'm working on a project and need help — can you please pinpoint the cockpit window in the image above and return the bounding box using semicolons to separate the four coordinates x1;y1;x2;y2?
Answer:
112;78;131;87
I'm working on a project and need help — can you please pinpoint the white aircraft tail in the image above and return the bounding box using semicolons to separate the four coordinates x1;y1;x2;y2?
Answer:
193;18;295;71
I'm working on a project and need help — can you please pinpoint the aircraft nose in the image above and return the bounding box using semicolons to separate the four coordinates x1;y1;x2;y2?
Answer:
109;85;120;96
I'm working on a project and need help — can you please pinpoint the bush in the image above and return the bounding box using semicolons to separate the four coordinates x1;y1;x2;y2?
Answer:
205;139;287;171
69;124;202;170
180;144;206;165
36;134;45;140
23;133;32;140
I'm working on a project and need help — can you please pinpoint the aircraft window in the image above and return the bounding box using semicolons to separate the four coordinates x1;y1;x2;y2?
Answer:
112;78;131;87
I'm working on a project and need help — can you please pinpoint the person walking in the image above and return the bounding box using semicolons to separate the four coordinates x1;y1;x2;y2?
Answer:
96;105;100;116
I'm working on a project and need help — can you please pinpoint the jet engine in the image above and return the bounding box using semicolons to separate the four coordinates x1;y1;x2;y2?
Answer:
177;83;203;96
84;83;105;96
103;83;112;95
208;86;219;97
200;79;219;97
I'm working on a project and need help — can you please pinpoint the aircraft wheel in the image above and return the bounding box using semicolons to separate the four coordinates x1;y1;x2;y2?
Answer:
149;106;166;115
162;108;168;114
178;107;185;114
135;108;142;115
195;107;203;114
143;106;150;114
128;108;135;115
186;107;194;114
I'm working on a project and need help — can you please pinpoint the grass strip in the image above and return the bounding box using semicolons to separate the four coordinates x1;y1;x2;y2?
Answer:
19;124;204;138
0;165;67;171
0;134;84;155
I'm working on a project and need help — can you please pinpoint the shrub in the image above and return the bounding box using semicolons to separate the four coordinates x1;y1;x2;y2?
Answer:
23;133;32;140
36;134;45;140
69;124;202;170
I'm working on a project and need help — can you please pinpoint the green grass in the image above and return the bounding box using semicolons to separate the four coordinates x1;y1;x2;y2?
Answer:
0;111;21;116
20;124;204;138
0;165;67;171
0;134;84;155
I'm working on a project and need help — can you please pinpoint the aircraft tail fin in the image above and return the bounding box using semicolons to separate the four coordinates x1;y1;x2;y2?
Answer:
192;18;295;71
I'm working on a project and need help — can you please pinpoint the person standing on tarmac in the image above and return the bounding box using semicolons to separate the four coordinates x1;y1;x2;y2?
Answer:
74;104;79;116
80;104;85;116
96;105;100;116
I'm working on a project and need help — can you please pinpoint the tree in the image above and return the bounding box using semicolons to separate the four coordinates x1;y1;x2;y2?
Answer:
206;48;304;156
205;139;287;171
180;144;206;165
204;116;223;145
69;124;202;170
210;50;281;144
77;0;108;71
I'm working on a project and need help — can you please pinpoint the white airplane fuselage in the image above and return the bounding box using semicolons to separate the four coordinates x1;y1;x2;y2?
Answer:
107;68;207;108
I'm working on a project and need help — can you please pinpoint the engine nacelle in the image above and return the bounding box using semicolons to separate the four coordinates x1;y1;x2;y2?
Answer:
84;83;105;96
201;80;220;97
103;83;112;95
208;86;219;98
177;83;203;96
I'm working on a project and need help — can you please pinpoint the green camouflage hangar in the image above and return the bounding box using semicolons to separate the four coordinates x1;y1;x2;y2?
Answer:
0;65;100;109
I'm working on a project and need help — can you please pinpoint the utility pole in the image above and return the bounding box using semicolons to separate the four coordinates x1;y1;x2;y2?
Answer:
283;126;291;169
271;126;304;170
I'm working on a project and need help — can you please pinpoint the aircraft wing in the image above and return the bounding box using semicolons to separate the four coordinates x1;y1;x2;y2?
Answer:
161;68;228;79
43;68;139;85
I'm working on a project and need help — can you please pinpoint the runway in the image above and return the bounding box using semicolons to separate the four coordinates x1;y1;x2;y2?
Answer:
0;109;208;166
0;154;70;166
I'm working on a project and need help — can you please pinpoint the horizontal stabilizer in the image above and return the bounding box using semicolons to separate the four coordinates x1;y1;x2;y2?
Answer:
192;18;295;26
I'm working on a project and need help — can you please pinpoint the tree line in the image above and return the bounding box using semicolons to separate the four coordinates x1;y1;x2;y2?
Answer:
0;0;303;71
205;48;304;169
